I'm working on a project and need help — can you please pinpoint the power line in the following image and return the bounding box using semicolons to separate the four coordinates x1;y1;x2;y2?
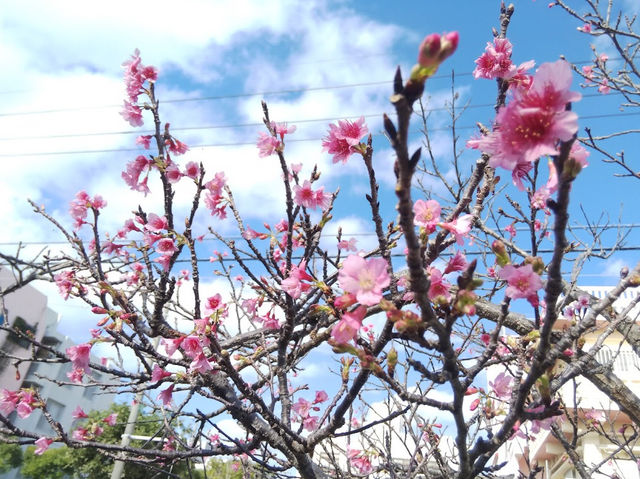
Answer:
1;109;638;158
0;91;624;143
3;245;639;267
0;57;621;118
1;224;638;247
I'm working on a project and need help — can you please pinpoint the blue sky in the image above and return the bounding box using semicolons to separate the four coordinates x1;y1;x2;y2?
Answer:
1;0;638;347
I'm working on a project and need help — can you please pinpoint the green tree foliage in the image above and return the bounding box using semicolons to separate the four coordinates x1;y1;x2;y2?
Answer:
0;442;23;473
20;403;195;479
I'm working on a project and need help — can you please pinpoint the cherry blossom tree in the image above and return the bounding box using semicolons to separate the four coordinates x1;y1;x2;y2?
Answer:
1;2;639;479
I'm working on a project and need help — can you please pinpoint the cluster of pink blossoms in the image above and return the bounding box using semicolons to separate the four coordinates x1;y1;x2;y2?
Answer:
347;446;373;475
54;269;86;300
0;388;40;419
468;60;582;183
120;49;157;127
69;190;106;230
473;37;535;86
291;390;328;432
293;180;332;211
322;116;369;164
66;343;92;383
70;411;118;443
160;319;221;378
256;122;297;157
281;260;314;299
413;198;473;245
204;171;228;218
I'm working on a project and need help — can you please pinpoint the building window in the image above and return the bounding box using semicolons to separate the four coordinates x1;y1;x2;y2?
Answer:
7;316;36;349
36;398;64;432
595;346;639;373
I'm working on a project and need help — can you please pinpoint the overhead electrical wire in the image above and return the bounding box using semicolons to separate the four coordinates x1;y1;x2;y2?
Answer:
0;91;626;143
0;57;623;118
0;109;638;158
0;224;638;247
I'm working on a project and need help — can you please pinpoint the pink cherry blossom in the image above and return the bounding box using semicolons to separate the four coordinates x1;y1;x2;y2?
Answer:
54;270;75;300
444;251;468;274
165;137;189;155
181;335;204;359
66;343;92;372
256;132;281;157
473;37;515;80
338;255;390;306
292;397;312;418
72;427;89;441
281;261;314;299
271;122;296;139
161;337;184;357
204;293;227;316
122;49;157;103
136;135;152;149
165;162;183;183
467;60;581;171
347;446;373;475
0;389;19;415
122;155;152;194
440;214;473;246
322;117;369;164
584;408;605;423
120;100;144;127
261;313;281;330
152;364;172;382
154;254;173;272
17;401;34;419
490;372;513;400
189;353;213;374
158;384;174;406
511;161;532;190
103;413;118;426
34;437;53;455
156;238;178;255
145;213;168;231
331;305;367;344
293;181;332;211
67;368;84;383
204;172;227;218
337;238;358;251
72;406;88;419
413;199;441;232
302;416;319;431
427;268;451;301
598;78;610;94
569;142;589;169
498;264;543;302
314;390;328;403
184;161;200;179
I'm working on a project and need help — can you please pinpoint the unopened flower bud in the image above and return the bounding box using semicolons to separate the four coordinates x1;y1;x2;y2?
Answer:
525;256;545;275
418;33;441;69
387;347;397;377
438;31;459;62
492;240;510;267
334;293;357;310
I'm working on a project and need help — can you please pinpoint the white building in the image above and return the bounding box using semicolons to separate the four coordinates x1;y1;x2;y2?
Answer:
0;269;113;479
492;286;640;479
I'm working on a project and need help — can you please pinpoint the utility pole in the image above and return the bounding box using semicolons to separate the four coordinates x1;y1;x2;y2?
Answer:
110;337;159;479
